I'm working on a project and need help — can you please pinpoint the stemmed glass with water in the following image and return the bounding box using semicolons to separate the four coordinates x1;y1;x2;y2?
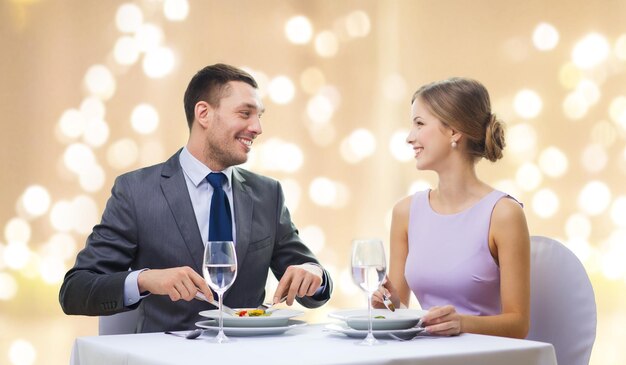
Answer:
351;238;387;346
203;240;238;343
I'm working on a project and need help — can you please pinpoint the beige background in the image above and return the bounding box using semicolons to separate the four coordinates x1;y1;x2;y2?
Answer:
1;0;625;364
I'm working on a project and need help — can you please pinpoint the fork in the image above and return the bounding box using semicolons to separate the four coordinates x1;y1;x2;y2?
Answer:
388;322;427;342
382;293;396;312
257;295;288;313
389;330;438;342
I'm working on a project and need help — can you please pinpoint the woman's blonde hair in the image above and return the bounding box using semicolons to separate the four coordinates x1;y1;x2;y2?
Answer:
412;77;505;162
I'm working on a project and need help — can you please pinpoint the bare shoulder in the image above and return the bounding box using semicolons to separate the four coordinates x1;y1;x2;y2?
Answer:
390;195;412;239
492;196;526;225
490;196;530;248
392;195;413;218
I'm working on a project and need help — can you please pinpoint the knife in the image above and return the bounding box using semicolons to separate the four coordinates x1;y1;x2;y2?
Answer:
194;292;237;316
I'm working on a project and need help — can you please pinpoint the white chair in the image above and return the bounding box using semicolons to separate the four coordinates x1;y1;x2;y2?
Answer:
99;310;139;335
527;236;597;365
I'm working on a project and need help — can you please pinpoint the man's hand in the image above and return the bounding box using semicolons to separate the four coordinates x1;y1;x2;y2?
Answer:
137;266;213;302
273;264;323;305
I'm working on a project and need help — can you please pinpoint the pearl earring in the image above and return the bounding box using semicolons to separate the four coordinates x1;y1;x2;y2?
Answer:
451;140;457;148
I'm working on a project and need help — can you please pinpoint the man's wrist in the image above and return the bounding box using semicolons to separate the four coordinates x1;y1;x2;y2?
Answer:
136;268;151;294
299;263;327;299
299;263;323;280
124;268;150;307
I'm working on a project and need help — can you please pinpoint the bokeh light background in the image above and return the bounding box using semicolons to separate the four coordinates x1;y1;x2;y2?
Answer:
1;0;625;364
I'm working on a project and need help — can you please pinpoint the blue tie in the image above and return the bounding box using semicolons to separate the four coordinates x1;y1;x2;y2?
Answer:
207;172;232;301
207;172;233;242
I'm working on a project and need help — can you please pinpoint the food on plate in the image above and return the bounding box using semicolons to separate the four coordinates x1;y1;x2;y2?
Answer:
374;315;386;319
234;309;271;317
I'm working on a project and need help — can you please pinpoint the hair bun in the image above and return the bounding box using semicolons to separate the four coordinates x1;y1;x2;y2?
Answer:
484;114;505;162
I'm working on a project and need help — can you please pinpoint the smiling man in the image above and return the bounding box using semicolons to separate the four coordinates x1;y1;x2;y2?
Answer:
59;64;333;332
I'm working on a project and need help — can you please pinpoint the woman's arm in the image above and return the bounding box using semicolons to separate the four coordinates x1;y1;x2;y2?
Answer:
373;196;412;309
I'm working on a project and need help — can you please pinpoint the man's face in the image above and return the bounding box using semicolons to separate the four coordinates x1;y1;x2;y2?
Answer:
204;81;264;170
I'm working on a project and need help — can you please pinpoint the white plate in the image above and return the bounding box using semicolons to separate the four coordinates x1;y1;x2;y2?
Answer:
328;308;426;331
195;319;307;336
198;308;304;327
324;323;425;339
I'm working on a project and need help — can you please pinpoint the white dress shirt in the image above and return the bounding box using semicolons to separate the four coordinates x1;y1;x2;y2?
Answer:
178;146;237;244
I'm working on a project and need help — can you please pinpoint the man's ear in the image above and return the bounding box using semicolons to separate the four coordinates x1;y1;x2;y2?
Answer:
194;101;213;128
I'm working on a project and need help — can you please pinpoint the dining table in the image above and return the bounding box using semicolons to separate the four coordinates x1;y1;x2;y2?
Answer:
70;323;557;365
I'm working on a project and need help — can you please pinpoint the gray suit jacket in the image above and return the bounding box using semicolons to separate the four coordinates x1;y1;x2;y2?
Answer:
59;150;332;332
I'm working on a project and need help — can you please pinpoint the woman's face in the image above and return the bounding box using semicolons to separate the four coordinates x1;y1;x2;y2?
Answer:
406;97;454;171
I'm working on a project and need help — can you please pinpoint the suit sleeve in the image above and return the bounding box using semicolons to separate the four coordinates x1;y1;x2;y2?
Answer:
270;181;333;308
59;175;139;316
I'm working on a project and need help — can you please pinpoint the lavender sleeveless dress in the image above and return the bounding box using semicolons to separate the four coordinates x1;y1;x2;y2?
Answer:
405;189;512;316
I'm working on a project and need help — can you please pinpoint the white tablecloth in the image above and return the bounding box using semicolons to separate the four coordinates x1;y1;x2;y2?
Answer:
70;324;557;365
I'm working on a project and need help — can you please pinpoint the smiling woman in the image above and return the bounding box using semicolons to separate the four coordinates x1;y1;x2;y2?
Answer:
373;77;531;340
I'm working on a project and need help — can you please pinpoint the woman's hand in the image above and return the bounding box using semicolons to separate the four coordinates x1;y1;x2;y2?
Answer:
371;287;387;309
372;276;401;309
421;305;462;336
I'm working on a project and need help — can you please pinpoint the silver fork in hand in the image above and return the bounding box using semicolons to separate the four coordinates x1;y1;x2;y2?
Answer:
257;295;288;313
382;293;396;312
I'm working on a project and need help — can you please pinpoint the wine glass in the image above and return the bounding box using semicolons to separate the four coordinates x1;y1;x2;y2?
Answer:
351;238;387;346
203;240;238;343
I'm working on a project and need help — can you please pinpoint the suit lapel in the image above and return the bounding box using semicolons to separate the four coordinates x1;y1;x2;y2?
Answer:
160;150;205;273
232;168;253;274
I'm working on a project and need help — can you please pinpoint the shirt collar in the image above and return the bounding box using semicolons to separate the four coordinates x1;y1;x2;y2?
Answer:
179;147;233;189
